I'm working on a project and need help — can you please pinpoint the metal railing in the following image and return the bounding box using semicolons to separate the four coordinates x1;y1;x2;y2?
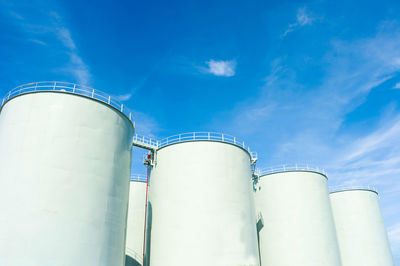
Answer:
132;132;257;161
0;81;134;124
257;164;327;176
132;134;159;148
330;185;378;194
130;174;147;182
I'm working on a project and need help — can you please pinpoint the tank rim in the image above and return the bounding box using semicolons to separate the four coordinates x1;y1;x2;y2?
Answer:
156;139;254;160
257;165;327;179
145;131;257;161
0;81;134;129
330;187;378;195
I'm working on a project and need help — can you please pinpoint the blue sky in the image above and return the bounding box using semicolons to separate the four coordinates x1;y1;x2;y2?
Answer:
1;0;400;262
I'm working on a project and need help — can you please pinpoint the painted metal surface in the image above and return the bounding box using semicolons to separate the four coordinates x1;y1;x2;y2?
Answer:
125;180;147;266
254;171;342;266
330;189;394;266
147;141;260;266
0;92;133;266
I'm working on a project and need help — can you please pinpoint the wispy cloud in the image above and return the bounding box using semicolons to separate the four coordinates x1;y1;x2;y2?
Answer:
133;110;160;138
282;7;315;37
206;59;236;77
210;24;400;259
394;82;400;89
6;9;91;85
116;93;133;102
50;12;91;85
28;39;47;46
56;27;76;50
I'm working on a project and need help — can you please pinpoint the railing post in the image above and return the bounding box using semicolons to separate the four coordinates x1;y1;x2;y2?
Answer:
234;136;236;144
91;89;94;98
208;132;210;140
121;104;124;112
129;112;132;120
222;134;224;141
73;84;76;93
53;82;56;90
193;132;195;139
35;82;38;91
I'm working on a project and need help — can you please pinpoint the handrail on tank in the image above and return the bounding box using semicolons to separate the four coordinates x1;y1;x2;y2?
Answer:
0;81;134;124
330;185;378;194
132;134;159;147
256;164;327;177
132;132;258;161
130;174;147;182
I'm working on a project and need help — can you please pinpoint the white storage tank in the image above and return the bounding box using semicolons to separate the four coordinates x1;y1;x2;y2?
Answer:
125;176;148;266
254;167;342;266
330;188;394;266
146;133;260;266
0;82;134;266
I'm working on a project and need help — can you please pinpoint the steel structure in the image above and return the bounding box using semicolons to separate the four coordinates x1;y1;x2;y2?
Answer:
0;86;133;266
330;189;394;266
146;141;260;266
254;169;342;266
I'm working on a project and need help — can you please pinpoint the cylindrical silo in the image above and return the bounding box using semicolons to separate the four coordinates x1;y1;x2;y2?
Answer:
125;176;148;266
330;189;394;266
0;83;134;266
254;168;342;266
147;138;260;266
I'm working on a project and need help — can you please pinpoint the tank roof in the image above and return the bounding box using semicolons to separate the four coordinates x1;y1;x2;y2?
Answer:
257;164;327;178
330;185;378;195
132;132;258;162
1;81;134;125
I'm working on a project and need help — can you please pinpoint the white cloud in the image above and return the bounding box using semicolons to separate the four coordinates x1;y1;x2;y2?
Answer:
282;7;315;37
132;111;160;138
116;93;133;101
51;17;91;85
296;8;313;26
28;39;47;46
56;27;76;50
7;9;91;85
206;59;236;77
209;26;400;262
67;53;91;85
394;82;400;89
